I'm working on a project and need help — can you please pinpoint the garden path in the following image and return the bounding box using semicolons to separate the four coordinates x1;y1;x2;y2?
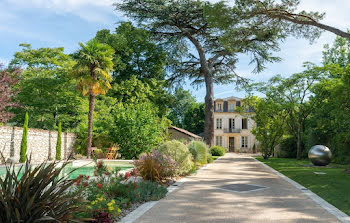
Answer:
131;153;341;223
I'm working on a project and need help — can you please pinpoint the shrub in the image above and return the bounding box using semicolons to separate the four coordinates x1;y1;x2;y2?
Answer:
72;164;130;219
278;136;297;158
207;154;214;163
210;146;226;156
0;160;83;222
111;102;169;159
156;140;193;176
56;122;62;160
135;181;168;202
19;112;28;163
72;161;167;220
134;150;177;184
188;141;208;165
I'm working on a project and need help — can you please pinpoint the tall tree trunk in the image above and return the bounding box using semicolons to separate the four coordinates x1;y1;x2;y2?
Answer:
185;34;215;147
204;74;214;146
296;124;302;160
87;92;95;158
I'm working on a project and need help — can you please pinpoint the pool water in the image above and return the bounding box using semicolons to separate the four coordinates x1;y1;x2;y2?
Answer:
0;161;134;180
62;163;133;179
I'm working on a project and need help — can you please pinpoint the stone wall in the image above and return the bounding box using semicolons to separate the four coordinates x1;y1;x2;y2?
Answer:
168;128;195;142
0;126;76;164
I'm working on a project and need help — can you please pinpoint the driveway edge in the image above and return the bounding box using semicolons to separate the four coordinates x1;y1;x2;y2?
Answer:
254;157;350;223
119;154;226;223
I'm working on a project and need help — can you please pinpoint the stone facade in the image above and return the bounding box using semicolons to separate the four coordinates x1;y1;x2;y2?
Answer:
214;97;257;153
168;126;202;142
0;126;76;164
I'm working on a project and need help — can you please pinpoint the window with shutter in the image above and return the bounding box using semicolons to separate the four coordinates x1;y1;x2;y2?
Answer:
242;118;248;129
216;118;222;129
241;136;248;148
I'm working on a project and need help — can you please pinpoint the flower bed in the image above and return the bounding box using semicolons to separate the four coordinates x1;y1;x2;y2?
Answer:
71;161;168;222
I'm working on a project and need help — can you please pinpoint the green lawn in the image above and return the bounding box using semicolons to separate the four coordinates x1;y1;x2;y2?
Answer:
212;156;220;161
255;157;350;216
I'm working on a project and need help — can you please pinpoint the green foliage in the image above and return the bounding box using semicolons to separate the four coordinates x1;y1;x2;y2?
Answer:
156;140;193;176
109;76;171;116
207;153;214;163
210;146;226;156
183;102;205;135
56;122;62;160
95;22;166;82
278;136;297;158
167;88;196;128
74;95;116;155
19;112;28;163
72;38;115;153
188;141;208;165
134;150;177;184
10;44;82;130
323;36;350;67
135;181;168;202
72;39;115;97
95;22;171;117
115;0;287;83
72;161;167;220
116;0;304;145
0;160;83;222
111;102;169;159
244;96;286;159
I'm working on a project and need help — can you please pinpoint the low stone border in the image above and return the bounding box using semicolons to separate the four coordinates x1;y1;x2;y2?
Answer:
254;158;350;223
119;154;226;223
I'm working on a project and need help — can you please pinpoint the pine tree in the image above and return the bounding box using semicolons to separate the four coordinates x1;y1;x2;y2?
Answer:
19;112;28;163
56;122;62;160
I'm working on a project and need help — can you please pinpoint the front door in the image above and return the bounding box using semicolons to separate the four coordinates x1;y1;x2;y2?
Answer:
229;137;235;152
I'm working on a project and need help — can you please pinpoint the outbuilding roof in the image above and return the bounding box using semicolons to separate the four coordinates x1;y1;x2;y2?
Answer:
169;126;202;139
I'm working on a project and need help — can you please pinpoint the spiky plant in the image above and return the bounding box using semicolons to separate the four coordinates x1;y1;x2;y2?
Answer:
0;160;85;222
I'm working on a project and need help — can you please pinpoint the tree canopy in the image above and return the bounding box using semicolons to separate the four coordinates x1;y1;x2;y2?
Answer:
115;0;321;146
9;44;81;130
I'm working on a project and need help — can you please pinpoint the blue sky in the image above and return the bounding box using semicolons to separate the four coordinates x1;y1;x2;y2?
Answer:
1;0;349;101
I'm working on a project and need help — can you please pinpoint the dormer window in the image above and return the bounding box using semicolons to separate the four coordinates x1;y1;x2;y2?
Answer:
217;103;222;111
229;103;234;111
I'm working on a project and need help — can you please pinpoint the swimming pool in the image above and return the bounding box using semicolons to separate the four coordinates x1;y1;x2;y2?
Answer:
0;160;134;180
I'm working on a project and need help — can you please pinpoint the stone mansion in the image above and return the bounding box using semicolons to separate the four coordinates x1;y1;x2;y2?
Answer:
214;97;257;153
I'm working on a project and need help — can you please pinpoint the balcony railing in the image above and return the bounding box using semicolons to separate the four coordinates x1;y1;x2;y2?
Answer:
224;128;241;133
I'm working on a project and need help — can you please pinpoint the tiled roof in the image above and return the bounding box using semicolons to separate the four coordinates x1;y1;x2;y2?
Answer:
169;126;202;139
215;96;242;101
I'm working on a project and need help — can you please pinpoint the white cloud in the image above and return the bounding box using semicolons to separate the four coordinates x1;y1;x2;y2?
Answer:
0;58;10;66
4;0;118;23
298;0;350;30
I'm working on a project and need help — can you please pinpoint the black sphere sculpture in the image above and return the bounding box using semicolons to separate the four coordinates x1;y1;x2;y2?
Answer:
308;145;332;166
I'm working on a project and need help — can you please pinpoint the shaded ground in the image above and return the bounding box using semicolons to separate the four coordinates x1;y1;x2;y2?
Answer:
133;153;340;223
257;157;350;216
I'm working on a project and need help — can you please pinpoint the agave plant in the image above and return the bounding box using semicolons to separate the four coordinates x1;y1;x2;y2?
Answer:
0;160;85;222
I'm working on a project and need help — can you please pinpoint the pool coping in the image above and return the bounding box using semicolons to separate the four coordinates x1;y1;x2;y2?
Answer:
0;159;133;167
254;157;350;223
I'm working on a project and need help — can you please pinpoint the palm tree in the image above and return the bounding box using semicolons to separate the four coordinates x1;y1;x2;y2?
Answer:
72;39;114;158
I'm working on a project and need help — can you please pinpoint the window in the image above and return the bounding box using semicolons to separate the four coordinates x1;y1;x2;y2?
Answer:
241;136;248;148
217;103;222;111
229;118;235;129
216;136;223;146
242;118;248;129
229;103;234;111
216;118;222;129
